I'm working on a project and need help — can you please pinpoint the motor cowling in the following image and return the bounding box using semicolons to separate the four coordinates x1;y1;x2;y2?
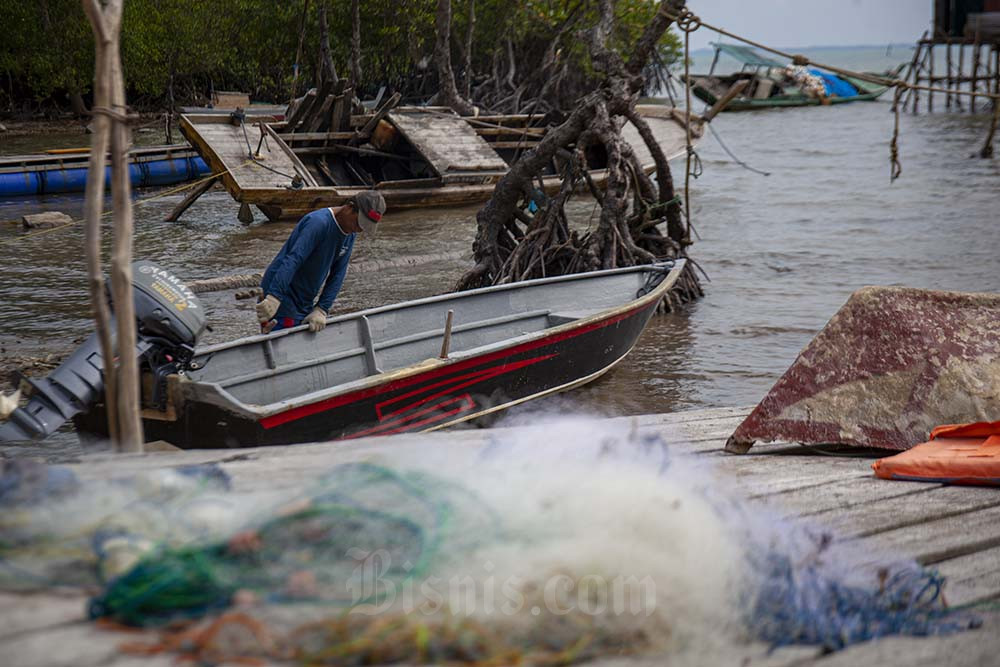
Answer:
0;261;206;443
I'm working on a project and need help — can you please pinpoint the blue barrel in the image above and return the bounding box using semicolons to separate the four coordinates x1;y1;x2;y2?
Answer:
0;155;211;196
0;171;42;196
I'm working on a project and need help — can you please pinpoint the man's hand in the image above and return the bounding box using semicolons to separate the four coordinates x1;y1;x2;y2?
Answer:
304;307;327;333
256;295;281;323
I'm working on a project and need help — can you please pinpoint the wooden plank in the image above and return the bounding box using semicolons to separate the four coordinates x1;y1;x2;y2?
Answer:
0;592;88;640
164;174;218;222
278;131;359;142
260;123;319;187
304;93;336;133
489;140;542;149
353;92;402;145
388;109;507;176
475;127;546;136
292;145;406;160
809;484;1000;540
0;622;169;667
934;545;1000;606
801;613;1000;667
857;504;1000;565
284;89;317;132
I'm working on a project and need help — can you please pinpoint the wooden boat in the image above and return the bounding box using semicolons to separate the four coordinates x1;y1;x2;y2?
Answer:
179;102;700;221
0;144;209;197
685;43;890;111
74;260;685;448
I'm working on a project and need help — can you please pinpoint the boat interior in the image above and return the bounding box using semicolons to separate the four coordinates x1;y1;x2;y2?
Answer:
692;70;798;101
183;265;673;410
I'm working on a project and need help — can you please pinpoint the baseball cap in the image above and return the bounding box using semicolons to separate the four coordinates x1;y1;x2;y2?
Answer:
355;191;386;235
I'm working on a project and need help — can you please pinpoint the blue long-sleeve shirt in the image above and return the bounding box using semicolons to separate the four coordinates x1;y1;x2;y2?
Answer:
260;208;355;321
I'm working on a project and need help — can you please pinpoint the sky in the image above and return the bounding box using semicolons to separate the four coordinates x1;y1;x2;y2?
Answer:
685;0;932;51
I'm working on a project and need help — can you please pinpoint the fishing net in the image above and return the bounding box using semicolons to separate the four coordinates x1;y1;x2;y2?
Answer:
5;419;984;665
89;461;491;625
0;459;239;590
747;545;980;651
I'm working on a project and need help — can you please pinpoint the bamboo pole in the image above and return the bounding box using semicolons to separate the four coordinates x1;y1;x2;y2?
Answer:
80;1;118;445
82;0;142;453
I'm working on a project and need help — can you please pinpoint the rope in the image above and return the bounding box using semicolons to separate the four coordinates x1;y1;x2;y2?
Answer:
664;7;1000;180
707;123;771;176
0;159;252;247
236;113;301;183
663;8;1000;101
89;106;137;123
890;87;904;181
681;14;695;244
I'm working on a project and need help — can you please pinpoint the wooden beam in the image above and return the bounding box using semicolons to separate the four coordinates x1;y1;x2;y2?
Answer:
700;79;750;122
284;89;317;132
277;131;363;142
353;91;402;145
292;144;406;159
165;175;218;221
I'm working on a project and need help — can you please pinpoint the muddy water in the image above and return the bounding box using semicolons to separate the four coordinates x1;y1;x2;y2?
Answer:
2;51;999;455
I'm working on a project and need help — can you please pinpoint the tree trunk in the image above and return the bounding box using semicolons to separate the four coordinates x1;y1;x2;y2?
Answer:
462;0;475;98
458;0;692;294
349;0;362;91
430;0;476;115
290;0;311;101
318;1;339;88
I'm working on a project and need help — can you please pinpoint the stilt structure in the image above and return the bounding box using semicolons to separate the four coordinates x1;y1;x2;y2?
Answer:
906;2;1000;114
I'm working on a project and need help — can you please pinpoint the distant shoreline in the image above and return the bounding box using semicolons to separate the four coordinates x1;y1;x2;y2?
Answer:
688;43;916;55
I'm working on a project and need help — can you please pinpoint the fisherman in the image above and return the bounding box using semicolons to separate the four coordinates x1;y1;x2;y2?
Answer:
256;191;386;333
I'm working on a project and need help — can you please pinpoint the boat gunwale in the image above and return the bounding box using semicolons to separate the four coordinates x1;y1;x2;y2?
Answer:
182;260;685;420
179;105;698;213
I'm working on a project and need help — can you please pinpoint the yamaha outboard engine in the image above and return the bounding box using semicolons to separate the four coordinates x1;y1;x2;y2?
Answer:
0;261;206;443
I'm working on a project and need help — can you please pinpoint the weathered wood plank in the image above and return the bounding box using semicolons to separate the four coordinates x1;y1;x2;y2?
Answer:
856;504;1000;565
801;612;1000;667
813;484;1000;539
388;110;507;175
934;545;1000;606
0;592;88;640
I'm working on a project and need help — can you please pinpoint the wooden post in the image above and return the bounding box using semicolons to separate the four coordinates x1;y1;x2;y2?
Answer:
439;310;454;359
958;42;965;111
980;99;999;158
928;42;934;112
165;175;218;221
972;35;981;112
80;0;118;445
946;40;953;110
82;0;143;453
994;46;1000;111
901;32;927;112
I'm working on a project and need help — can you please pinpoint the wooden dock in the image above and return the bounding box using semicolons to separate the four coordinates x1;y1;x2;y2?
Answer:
3;406;999;667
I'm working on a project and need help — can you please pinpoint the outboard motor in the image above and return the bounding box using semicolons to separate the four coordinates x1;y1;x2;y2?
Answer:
0;261;206;443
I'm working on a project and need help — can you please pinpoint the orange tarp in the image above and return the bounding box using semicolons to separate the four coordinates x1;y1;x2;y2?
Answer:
873;421;1000;486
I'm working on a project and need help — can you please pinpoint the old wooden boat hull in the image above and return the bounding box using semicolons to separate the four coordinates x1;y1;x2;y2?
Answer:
75;261;685;448
0;144;209;197
180;105;699;221
688;76;888;111
684;43;892;112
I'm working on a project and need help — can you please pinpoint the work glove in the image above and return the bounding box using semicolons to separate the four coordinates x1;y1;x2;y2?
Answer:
304;307;328;333
256;294;280;323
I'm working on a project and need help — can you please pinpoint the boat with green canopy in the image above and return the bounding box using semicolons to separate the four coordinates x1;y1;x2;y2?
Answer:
684;43;892;111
